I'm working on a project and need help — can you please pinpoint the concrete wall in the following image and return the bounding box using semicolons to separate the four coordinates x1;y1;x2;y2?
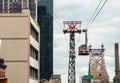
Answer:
0;15;30;38
0;13;30;83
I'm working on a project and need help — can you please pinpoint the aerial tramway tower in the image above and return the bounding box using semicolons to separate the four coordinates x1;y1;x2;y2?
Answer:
63;21;81;83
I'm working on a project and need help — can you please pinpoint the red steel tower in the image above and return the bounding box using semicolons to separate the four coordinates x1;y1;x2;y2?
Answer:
63;21;81;83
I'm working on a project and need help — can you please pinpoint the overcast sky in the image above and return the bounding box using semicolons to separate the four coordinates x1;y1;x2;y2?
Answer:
53;0;120;83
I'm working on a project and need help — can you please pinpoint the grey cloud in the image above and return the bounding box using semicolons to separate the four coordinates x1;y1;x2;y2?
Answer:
54;0;120;82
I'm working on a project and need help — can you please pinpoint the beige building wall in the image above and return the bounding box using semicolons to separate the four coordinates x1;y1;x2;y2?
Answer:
44;82;56;83
0;10;40;83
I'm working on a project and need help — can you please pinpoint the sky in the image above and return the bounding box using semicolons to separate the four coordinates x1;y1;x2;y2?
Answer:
53;0;120;83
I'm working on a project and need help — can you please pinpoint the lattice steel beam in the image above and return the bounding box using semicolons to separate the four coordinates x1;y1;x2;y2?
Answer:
63;21;81;83
89;45;109;83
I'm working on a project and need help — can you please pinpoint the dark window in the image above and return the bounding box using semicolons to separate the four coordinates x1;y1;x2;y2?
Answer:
9;0;13;13
23;0;27;9
30;66;38;79
9;0;21;13
29;0;36;19
31;24;38;41
0;0;2;13
4;0;8;13
30;45;38;60
18;0;21;2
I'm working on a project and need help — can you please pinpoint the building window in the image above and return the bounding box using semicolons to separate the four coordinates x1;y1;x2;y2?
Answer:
29;0;36;19
30;66;38;79
30;45;38;60
31;24;38;41
0;0;22;13
18;0;21;2
23;0;27;9
9;0;13;13
0;0;2;13
9;0;21;13
4;0;8;13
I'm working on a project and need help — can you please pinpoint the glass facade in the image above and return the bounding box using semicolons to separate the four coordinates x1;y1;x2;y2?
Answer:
0;0;2;13
4;0;8;13
37;0;53;81
23;0;27;8
29;0;36;19
9;0;21;13
9;0;14;13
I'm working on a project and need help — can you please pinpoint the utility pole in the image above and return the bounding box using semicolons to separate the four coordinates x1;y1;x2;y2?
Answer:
63;21;81;83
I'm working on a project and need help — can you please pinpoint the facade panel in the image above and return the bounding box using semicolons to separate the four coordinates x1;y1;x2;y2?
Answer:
30;36;39;51
30;57;39;69
5;62;28;83
0;15;29;38
2;39;29;61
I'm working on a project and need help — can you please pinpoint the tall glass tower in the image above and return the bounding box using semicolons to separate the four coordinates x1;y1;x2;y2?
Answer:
37;0;53;81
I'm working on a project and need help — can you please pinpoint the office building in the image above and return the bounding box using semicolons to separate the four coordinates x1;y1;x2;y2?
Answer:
0;0;37;20
0;9;40;83
0;0;40;83
37;0;53;81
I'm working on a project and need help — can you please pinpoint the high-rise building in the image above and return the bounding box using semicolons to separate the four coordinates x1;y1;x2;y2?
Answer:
0;0;40;83
0;0;37;20
37;0;53;81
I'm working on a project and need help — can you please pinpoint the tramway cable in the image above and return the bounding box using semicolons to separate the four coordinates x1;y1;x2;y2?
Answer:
85;0;103;29
85;0;108;30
